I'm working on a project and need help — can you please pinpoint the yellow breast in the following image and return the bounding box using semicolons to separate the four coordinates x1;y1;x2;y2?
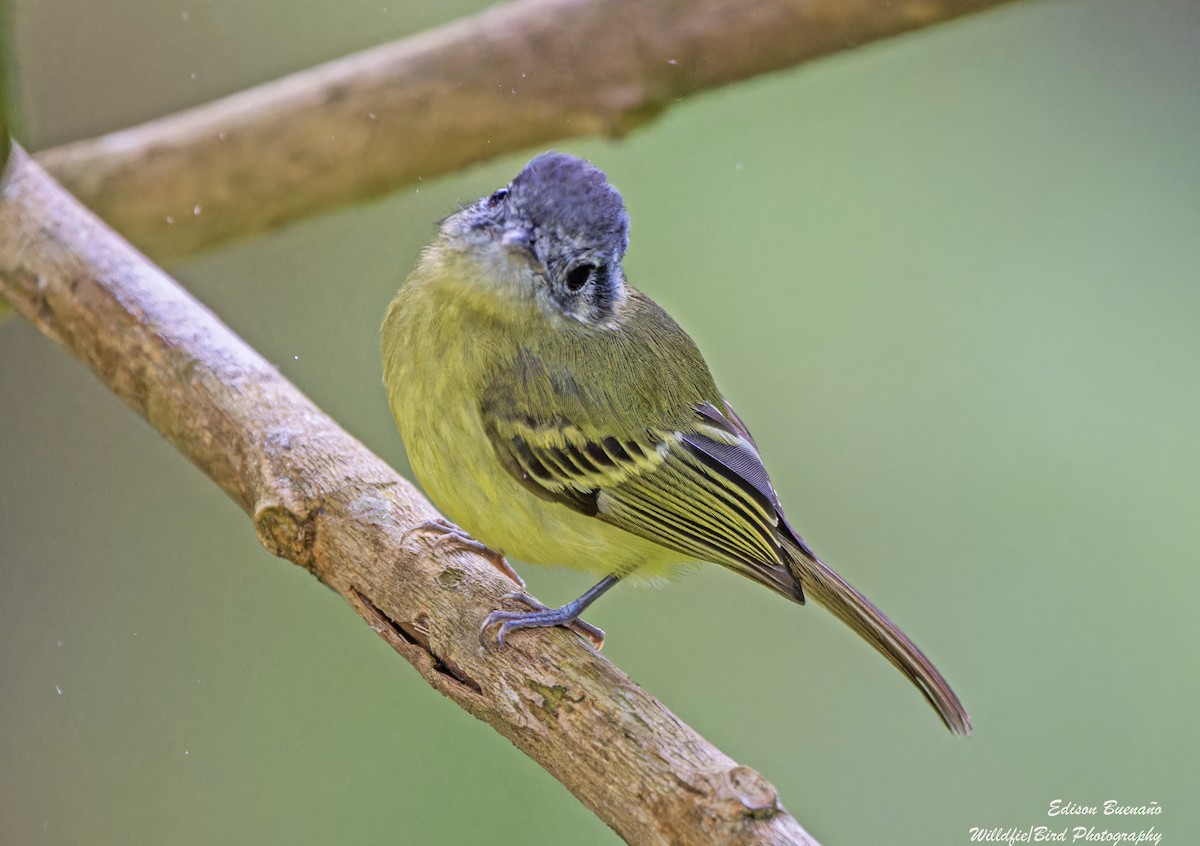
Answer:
381;255;689;580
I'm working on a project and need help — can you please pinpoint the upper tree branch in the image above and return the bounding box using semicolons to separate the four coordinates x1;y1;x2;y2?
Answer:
34;0;1023;260
0;145;819;845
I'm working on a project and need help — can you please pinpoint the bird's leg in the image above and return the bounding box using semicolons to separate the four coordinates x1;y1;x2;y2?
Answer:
481;574;621;650
401;518;524;589
488;591;609;650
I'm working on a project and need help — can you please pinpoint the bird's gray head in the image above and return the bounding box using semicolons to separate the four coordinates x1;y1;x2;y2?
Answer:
442;152;630;325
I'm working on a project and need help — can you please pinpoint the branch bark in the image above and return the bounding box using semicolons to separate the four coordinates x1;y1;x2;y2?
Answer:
34;0;1023;261
0;144;820;844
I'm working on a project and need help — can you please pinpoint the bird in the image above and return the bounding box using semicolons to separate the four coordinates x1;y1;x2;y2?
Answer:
381;151;971;735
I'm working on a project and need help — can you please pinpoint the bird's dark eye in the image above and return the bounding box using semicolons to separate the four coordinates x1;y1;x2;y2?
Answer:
565;263;595;292
487;188;509;208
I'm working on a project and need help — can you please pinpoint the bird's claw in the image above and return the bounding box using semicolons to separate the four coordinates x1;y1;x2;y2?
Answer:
401;518;524;588
479;591;605;650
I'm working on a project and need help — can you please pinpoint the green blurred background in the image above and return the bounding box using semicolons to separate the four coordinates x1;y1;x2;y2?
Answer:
3;0;1198;843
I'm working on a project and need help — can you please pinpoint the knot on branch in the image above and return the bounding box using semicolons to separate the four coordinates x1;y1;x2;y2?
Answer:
253;499;316;567
722;765;781;821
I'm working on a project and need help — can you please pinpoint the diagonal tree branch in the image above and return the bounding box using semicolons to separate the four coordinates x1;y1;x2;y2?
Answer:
0;144;820;845
34;0;1024;261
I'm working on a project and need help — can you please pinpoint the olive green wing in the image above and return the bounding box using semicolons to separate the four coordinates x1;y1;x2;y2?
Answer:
481;398;804;600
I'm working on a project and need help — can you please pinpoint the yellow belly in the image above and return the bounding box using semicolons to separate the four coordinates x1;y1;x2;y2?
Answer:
383;270;691;582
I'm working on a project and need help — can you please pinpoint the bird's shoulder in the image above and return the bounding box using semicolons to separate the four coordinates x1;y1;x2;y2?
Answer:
486;286;721;433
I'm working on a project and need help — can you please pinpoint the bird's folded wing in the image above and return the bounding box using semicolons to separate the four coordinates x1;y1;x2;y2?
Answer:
481;398;801;597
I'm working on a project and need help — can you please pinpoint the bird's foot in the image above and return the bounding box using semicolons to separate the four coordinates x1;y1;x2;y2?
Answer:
480;592;606;650
401;518;524;589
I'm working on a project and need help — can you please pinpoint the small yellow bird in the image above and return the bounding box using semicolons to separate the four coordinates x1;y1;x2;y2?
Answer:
382;152;970;735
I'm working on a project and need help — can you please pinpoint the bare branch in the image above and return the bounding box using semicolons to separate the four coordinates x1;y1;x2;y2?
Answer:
34;0;1023;260
0;145;821;844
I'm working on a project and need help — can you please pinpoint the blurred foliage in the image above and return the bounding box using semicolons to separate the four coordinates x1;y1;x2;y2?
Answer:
2;1;1198;844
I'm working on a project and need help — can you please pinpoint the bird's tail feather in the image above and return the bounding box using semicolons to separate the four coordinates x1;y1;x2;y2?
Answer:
785;544;972;736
